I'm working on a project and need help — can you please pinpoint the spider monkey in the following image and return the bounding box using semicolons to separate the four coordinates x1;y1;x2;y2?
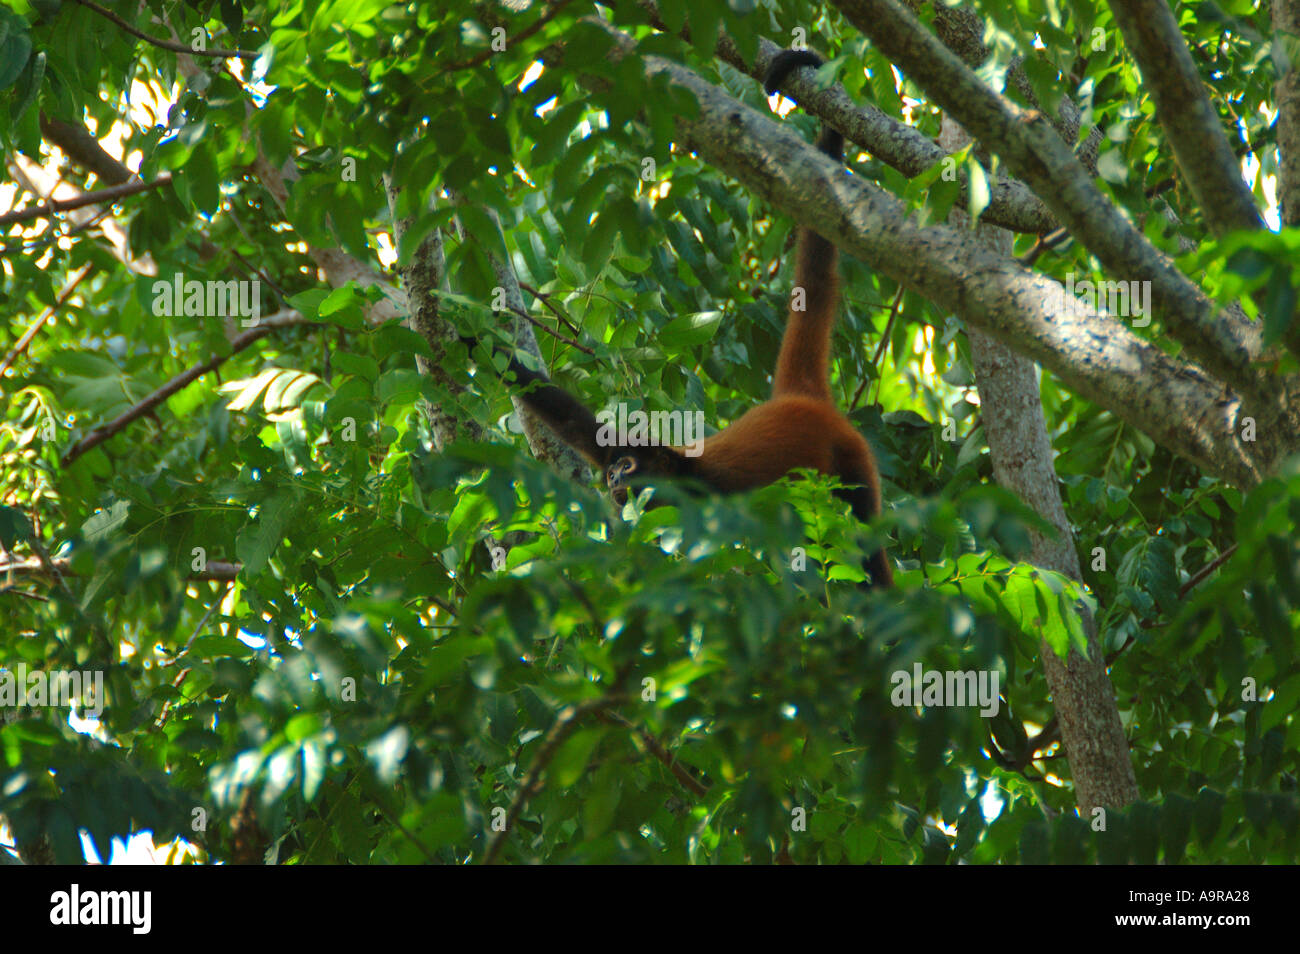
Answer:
466;50;892;588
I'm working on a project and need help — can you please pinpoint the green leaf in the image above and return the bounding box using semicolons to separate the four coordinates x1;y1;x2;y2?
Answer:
1190;790;1222;847
1018;822;1049;864
550;728;604;788
659;311;723;348
0;505;34;547
81;501;130;542
0;16;32;89
332;351;379;382
1160;793;1192;864
235;493;297;574
1263;672;1300;733
582;762;621;839
417;792;467;849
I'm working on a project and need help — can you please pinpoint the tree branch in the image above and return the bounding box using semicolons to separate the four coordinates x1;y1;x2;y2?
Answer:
517;280;583;337
0;173;171;226
1275;0;1300;228
71;0;259;59
60;309;306;466
1109;0;1265;235
482;696;618;864
0;557;242;581
459;203;593;483
600;710;709;797
827;0;1274;410
0;264;92;379
583;18;1285;486
939;108;1135;809
635;1;1057;234
387;182;485;450
441;0;578;71
485;297;594;356
39;114;133;184
252;151;407;325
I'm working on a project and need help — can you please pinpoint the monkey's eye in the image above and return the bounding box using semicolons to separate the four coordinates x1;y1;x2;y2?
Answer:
607;456;637;486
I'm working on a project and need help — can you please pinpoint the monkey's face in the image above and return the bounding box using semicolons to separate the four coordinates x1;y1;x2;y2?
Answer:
606;456;638;506
606;446;685;508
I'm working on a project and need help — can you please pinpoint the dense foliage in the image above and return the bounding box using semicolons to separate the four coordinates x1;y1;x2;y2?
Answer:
0;0;1296;863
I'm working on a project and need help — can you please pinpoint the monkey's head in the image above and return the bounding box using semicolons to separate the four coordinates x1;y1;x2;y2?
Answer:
604;444;693;508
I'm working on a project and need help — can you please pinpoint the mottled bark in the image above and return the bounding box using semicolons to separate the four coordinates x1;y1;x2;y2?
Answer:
943;115;1137;811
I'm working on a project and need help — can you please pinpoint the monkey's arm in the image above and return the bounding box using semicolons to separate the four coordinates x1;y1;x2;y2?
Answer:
460;335;609;466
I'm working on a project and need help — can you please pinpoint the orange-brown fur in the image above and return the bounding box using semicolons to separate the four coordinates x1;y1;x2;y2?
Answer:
772;234;839;402
648;220;892;586
491;49;892;586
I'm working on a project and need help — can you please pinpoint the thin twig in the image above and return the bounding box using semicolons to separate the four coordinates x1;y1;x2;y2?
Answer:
1176;542;1240;597
601;710;709;797
852;285;904;411
517;280;582;336
372;796;440;864
0;556;240;581
61;309;305;466
1017;226;1071;267
440;0;577;71
0;588;49;602
482;695;618;864
0;203;114;255
231;248;289;305
71;0;258;59
494;300;595;356
988;717;1059;779
1108;543;1242;663
0;175;172;227
26;537;79;611
162;583;233;667
0;264;92;378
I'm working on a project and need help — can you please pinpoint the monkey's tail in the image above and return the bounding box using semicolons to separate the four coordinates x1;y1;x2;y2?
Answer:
765;49;845;402
764;49;844;162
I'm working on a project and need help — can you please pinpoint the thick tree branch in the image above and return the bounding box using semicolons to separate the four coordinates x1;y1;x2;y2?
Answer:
585;20;1283;486
826;0;1277;412
1108;0;1265;235
941;115;1136;811
387;181;484;450
911;1;1103;173
39;114;133;184
1276;0;1300;228
633;1;1057;234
